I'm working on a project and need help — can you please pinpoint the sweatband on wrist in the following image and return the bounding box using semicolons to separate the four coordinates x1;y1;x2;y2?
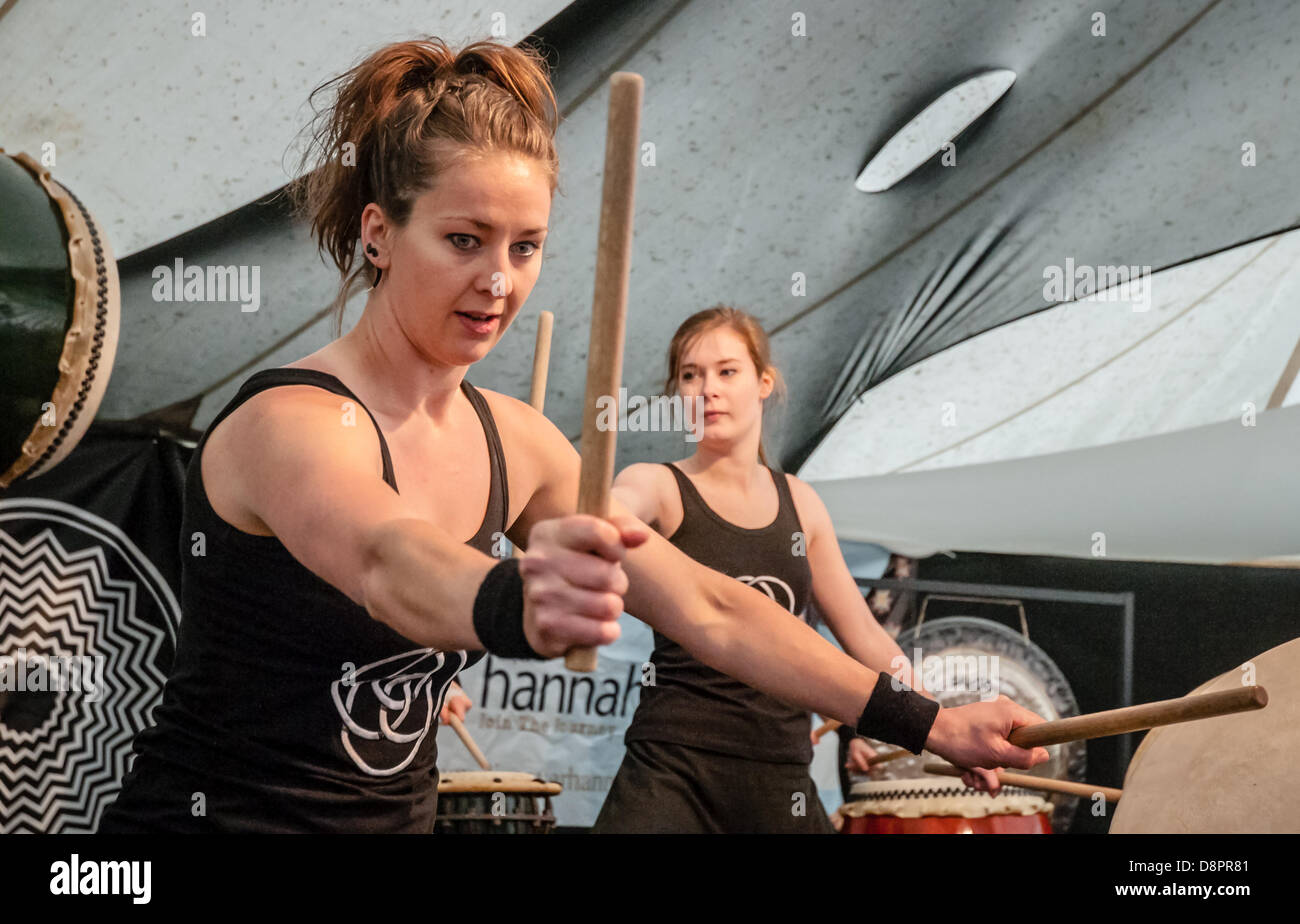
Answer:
471;557;543;660
854;672;940;754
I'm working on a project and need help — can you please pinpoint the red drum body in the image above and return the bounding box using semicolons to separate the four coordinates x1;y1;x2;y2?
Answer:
840;778;1054;835
844;816;1051;834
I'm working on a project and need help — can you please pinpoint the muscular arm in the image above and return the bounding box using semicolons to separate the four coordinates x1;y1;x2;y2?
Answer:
227;388;495;651
791;477;929;697
619;521;879;725
507;409;879;726
495;402;1047;772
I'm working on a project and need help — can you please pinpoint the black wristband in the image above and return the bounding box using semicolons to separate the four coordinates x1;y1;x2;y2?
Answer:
854;672;940;754
471;557;543;660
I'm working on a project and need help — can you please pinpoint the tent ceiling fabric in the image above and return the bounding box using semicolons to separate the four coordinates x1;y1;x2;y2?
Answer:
802;228;1300;480
58;0;1297;488
767;0;1299;473
809;403;1300;565
0;0;570;257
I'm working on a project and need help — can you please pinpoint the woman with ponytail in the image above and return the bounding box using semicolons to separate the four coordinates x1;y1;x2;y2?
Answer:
100;38;1045;834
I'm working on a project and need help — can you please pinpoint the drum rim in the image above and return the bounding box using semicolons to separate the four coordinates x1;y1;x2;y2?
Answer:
438;770;563;795
0;150;120;489
843;777;1053;819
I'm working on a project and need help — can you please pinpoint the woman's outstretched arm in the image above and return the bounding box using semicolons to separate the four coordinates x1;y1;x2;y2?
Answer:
787;475;929;693
221;385;635;657
503;401;1048;770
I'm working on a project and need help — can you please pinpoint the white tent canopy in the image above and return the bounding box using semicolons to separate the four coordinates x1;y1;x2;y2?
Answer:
0;0;569;256
801;229;1300;564
810;401;1300;565
801;230;1300;480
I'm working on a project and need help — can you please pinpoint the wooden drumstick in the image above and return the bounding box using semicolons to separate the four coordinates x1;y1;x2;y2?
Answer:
812;720;913;766
447;714;491;770
812;718;841;743
529;310;554;413
512;311;556;561
924;762;1123;802
867;748;913;767
564;72;644;673
825;686;1264;753
812;720;912;766
1007;686;1267;749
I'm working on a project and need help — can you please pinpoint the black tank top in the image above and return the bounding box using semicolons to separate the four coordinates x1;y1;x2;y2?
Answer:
98;368;506;833
624;463;814;764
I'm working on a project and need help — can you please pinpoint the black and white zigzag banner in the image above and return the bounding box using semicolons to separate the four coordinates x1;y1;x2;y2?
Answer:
0;429;186;833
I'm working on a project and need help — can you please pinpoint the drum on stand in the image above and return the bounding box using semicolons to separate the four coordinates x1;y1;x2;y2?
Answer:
842;777;1053;834
858;615;1087;833
435;771;564;834
1109;636;1300;833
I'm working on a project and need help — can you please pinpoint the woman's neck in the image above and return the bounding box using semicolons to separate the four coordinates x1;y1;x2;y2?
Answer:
336;298;467;424
681;440;767;487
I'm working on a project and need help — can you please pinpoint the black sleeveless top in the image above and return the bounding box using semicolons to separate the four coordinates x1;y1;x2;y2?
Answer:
98;368;506;833
625;463;815;764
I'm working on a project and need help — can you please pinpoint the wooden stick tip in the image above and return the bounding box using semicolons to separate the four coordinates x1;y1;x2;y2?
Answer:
564;647;598;673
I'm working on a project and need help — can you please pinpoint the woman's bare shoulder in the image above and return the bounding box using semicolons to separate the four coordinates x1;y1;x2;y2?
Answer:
203;383;386;533
612;462;679;531
783;471;833;533
216;381;379;446
615;461;673;489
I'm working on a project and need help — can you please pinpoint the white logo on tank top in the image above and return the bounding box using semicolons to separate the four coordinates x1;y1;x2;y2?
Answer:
736;574;801;617
330;647;466;776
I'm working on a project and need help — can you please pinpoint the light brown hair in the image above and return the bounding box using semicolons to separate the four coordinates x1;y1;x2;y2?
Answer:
290;37;559;336
664;306;787;466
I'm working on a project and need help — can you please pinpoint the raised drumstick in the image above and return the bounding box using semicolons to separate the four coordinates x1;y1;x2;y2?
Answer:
564;72;644;673
811;718;841;743
512;311;555;561
447;714;491;770
924;762;1123;802
1007;686;1267;748
529;310;554;413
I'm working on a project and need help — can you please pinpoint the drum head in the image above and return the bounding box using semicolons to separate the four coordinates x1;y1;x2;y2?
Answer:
0;150;119;489
438;770;562;795
868;616;1086;832
1110;636;1300;833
